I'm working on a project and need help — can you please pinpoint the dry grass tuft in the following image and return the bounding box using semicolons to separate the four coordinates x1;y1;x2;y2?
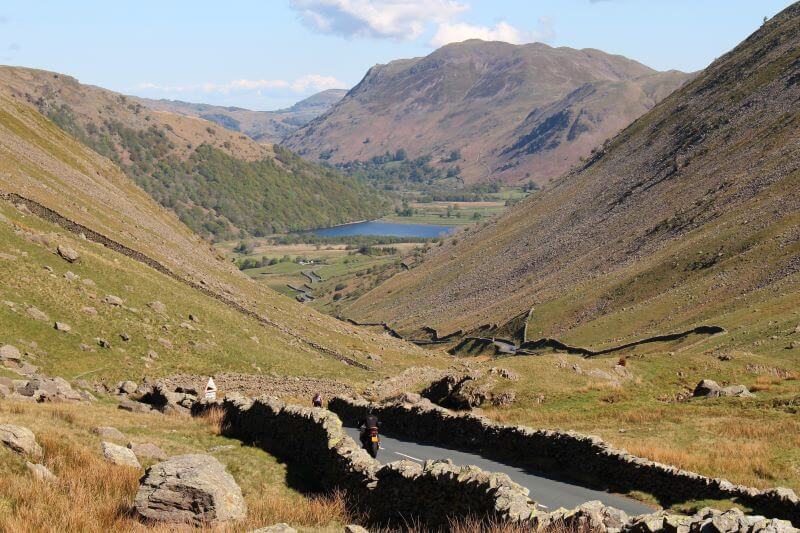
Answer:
198;406;228;436
246;488;351;528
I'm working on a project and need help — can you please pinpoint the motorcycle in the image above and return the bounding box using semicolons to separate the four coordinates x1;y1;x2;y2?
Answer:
361;425;380;458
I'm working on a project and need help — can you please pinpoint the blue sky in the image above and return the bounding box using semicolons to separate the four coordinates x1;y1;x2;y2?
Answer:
0;1;793;110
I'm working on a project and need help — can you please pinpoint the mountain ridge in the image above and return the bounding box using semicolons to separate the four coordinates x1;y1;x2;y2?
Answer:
285;40;692;185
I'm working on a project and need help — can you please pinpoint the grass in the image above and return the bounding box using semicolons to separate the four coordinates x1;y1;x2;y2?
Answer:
0;399;353;532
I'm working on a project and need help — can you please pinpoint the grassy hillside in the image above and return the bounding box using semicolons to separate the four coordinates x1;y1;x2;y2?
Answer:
286;40;690;186
0;92;436;384
0;67;387;240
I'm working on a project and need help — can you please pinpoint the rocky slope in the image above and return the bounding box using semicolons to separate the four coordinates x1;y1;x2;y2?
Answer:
0;67;383;240
285;40;691;185
138;89;347;144
345;4;800;352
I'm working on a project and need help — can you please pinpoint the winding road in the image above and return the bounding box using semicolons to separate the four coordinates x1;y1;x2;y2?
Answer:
343;427;655;516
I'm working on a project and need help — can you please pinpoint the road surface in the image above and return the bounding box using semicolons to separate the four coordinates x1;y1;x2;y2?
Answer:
343;426;655;516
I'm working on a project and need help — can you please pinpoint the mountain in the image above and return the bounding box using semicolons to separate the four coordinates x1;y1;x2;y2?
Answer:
344;5;800;350
0;67;382;240
138;89;347;144
0;89;432;382
284;41;692;185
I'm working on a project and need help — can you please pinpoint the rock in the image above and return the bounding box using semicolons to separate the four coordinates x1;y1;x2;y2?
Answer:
491;391;517;407
788;341;800;350
17;376;83;402
148;301;167;314
251;525;297;533
92;426;125;440
0;344;22;362
488;367;519;381
82;278;96;287
694;379;753;398
157;338;173;349
101;441;141;468
81;306;98;316
128;442;167;461
189;313;200;323
56;244;80;263
120;333;131;342
97;338;111;349
118;399;152;413
118;381;138;395
344;526;369;533
135;454;246;525
104;295;124;306
54;321;72;333
146;350;159;360
720;384;755;398
0;424;43;458
26;461;57;482
26;306;49;321
693;379;722;397
79;343;94;352
717;353;733;361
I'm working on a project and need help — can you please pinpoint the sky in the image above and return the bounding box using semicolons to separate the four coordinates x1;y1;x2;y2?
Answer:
0;1;793;110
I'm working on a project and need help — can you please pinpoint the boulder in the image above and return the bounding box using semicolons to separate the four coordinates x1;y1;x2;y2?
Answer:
26;461;58;482
693;380;754;398
118;399;153;413
104;295;124;306
0;344;21;362
118;381;138;395
64;271;79;281
148;301;167;314
92;426;125;440
56;244;80;263
18;375;83;402
26;306;49;321
250;525;297;533
101;441;141;468
54;322;72;333
135;454;246;525
128;442;167;461
0;424;43;458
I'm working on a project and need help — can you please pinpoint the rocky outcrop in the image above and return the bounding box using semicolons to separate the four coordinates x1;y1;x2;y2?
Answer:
135;454;246;525
329;395;800;526
0;424;43;458
421;371;517;410
693;379;755;398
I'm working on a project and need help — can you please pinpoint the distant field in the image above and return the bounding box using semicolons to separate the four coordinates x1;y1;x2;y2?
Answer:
222;239;419;309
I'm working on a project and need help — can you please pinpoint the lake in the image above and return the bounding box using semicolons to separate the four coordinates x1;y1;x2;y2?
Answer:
311;220;456;238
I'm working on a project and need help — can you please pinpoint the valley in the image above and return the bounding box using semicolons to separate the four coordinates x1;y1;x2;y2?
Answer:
0;1;799;531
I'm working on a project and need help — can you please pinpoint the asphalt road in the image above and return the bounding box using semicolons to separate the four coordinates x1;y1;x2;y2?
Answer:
343;426;655;516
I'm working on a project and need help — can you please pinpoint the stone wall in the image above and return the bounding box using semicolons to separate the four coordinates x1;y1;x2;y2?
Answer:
328;395;800;526
191;395;534;528
191;394;797;531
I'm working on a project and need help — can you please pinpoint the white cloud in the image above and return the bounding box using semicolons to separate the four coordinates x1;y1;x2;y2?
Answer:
431;17;554;46
290;0;467;40
133;74;345;95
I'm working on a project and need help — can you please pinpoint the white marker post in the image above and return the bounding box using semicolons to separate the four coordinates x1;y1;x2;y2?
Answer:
204;377;217;401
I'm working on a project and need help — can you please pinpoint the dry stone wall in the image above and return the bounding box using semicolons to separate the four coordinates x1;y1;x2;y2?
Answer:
190;395;797;531
191;395;534;528
328;395;800;527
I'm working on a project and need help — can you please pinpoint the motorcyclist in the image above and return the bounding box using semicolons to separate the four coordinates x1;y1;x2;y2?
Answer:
312;392;323;408
358;407;380;447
